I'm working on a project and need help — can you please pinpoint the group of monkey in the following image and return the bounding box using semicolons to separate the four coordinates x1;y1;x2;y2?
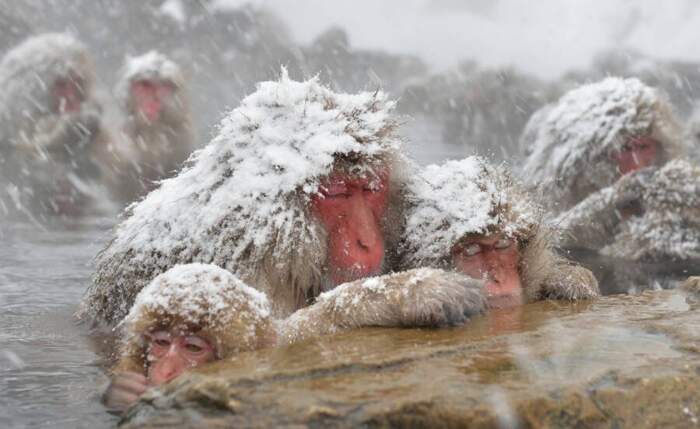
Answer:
1;33;698;414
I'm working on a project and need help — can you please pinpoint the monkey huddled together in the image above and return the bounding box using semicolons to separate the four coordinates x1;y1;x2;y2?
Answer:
2;33;698;415
0;34;194;220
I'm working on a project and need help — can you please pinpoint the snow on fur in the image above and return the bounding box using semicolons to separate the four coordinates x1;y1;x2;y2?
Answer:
0;33;92;142
521;77;681;210
602;159;700;261
402;156;537;266
83;70;402;323
124;263;270;331
115;50;185;102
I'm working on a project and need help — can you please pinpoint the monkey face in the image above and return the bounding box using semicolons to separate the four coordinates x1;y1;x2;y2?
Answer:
145;329;216;386
311;169;391;286
451;234;523;309
52;75;85;114
613;136;659;175
131;79;175;123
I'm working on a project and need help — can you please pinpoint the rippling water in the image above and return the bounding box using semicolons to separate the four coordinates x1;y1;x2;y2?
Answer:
0;218;118;429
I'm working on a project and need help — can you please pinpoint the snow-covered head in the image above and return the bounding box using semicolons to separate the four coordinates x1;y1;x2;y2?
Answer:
0;33;94;141
85;70;407;324
401;156;538;268
115;50;186;123
117;263;274;374
522;77;682;211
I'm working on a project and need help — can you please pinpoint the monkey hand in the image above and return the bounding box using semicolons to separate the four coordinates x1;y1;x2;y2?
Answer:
540;262;600;301
681;276;700;305
102;371;148;414
611;166;656;212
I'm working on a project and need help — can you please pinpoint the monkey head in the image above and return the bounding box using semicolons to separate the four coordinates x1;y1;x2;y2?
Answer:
117;51;186;125
521;77;683;212
401;156;538;309
115;263;274;379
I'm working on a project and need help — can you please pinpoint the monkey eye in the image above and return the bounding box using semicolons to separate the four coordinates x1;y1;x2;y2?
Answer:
494;238;514;250
183;336;211;355
461;243;482;257
319;182;349;198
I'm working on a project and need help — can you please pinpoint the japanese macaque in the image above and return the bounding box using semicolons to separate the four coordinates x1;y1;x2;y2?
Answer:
399;157;599;310
78;71;482;331
105;263;484;412
106;51;195;203
521;77;684;215
104;263;275;412
0;33;110;219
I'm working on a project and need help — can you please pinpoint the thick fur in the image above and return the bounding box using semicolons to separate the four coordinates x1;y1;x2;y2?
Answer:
78;75;410;326
113;264;276;375
277;268;487;345
0;33;111;218
522;77;685;214
400;158;600;303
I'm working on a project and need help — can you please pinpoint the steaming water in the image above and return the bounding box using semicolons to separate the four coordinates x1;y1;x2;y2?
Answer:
0;218;117;429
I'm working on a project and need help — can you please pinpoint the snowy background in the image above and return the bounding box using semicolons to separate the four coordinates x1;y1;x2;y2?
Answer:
5;0;700;166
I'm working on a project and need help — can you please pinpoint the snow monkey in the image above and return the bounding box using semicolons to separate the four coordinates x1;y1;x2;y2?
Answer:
400;156;599;310
104;263;485;412
0;33;110;218
521;77;684;215
78;71;484;329
107;51;195;203
103;263;276;412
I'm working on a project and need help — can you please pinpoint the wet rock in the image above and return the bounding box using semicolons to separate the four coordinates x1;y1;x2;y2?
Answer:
121;290;700;428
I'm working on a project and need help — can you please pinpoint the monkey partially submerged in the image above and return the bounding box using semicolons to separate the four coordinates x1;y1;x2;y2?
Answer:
106;51;195;203
559;159;700;291
0;33;111;219
79;71;484;329
521;77;684;214
400;156;599;306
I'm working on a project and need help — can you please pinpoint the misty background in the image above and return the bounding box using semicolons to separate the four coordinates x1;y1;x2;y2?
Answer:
3;0;700;164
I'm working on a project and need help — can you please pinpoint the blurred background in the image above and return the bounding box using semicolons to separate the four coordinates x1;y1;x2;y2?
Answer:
6;0;700;166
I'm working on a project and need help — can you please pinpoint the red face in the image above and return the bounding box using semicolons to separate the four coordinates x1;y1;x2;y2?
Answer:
145;330;216;386
612;136;659;175
131;79;175;123
311;169;390;286
452;235;523;309
52;77;84;114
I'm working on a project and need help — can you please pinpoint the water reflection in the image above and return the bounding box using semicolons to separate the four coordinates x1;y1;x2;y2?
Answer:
0;219;117;428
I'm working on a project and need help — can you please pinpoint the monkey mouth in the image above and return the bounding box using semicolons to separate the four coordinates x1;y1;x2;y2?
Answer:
485;281;524;309
328;260;385;287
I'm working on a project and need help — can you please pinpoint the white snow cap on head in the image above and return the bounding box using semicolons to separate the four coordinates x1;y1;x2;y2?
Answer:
102;69;401;275
403;156;537;265
124;263;270;331
522;77;680;206
116;50;184;96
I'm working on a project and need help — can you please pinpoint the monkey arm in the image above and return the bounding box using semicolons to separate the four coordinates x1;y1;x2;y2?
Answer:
276;268;486;345
554;186;620;251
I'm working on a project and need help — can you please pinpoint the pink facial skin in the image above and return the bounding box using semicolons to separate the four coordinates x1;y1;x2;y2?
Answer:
452;235;524;309
130;80;174;123
311;170;390;286
52;77;84;114
145;330;216;386
613;136;659;175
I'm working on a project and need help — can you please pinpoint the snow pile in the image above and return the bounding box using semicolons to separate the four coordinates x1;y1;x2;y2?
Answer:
124;263;270;332
115;50;185;101
402;156;538;265
86;70;402;323
602;159;700;261
521;77;680;210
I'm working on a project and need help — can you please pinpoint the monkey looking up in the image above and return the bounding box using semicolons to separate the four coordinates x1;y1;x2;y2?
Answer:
78;71;479;329
107;51;195;203
0;33;111;219
399;156;599;310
